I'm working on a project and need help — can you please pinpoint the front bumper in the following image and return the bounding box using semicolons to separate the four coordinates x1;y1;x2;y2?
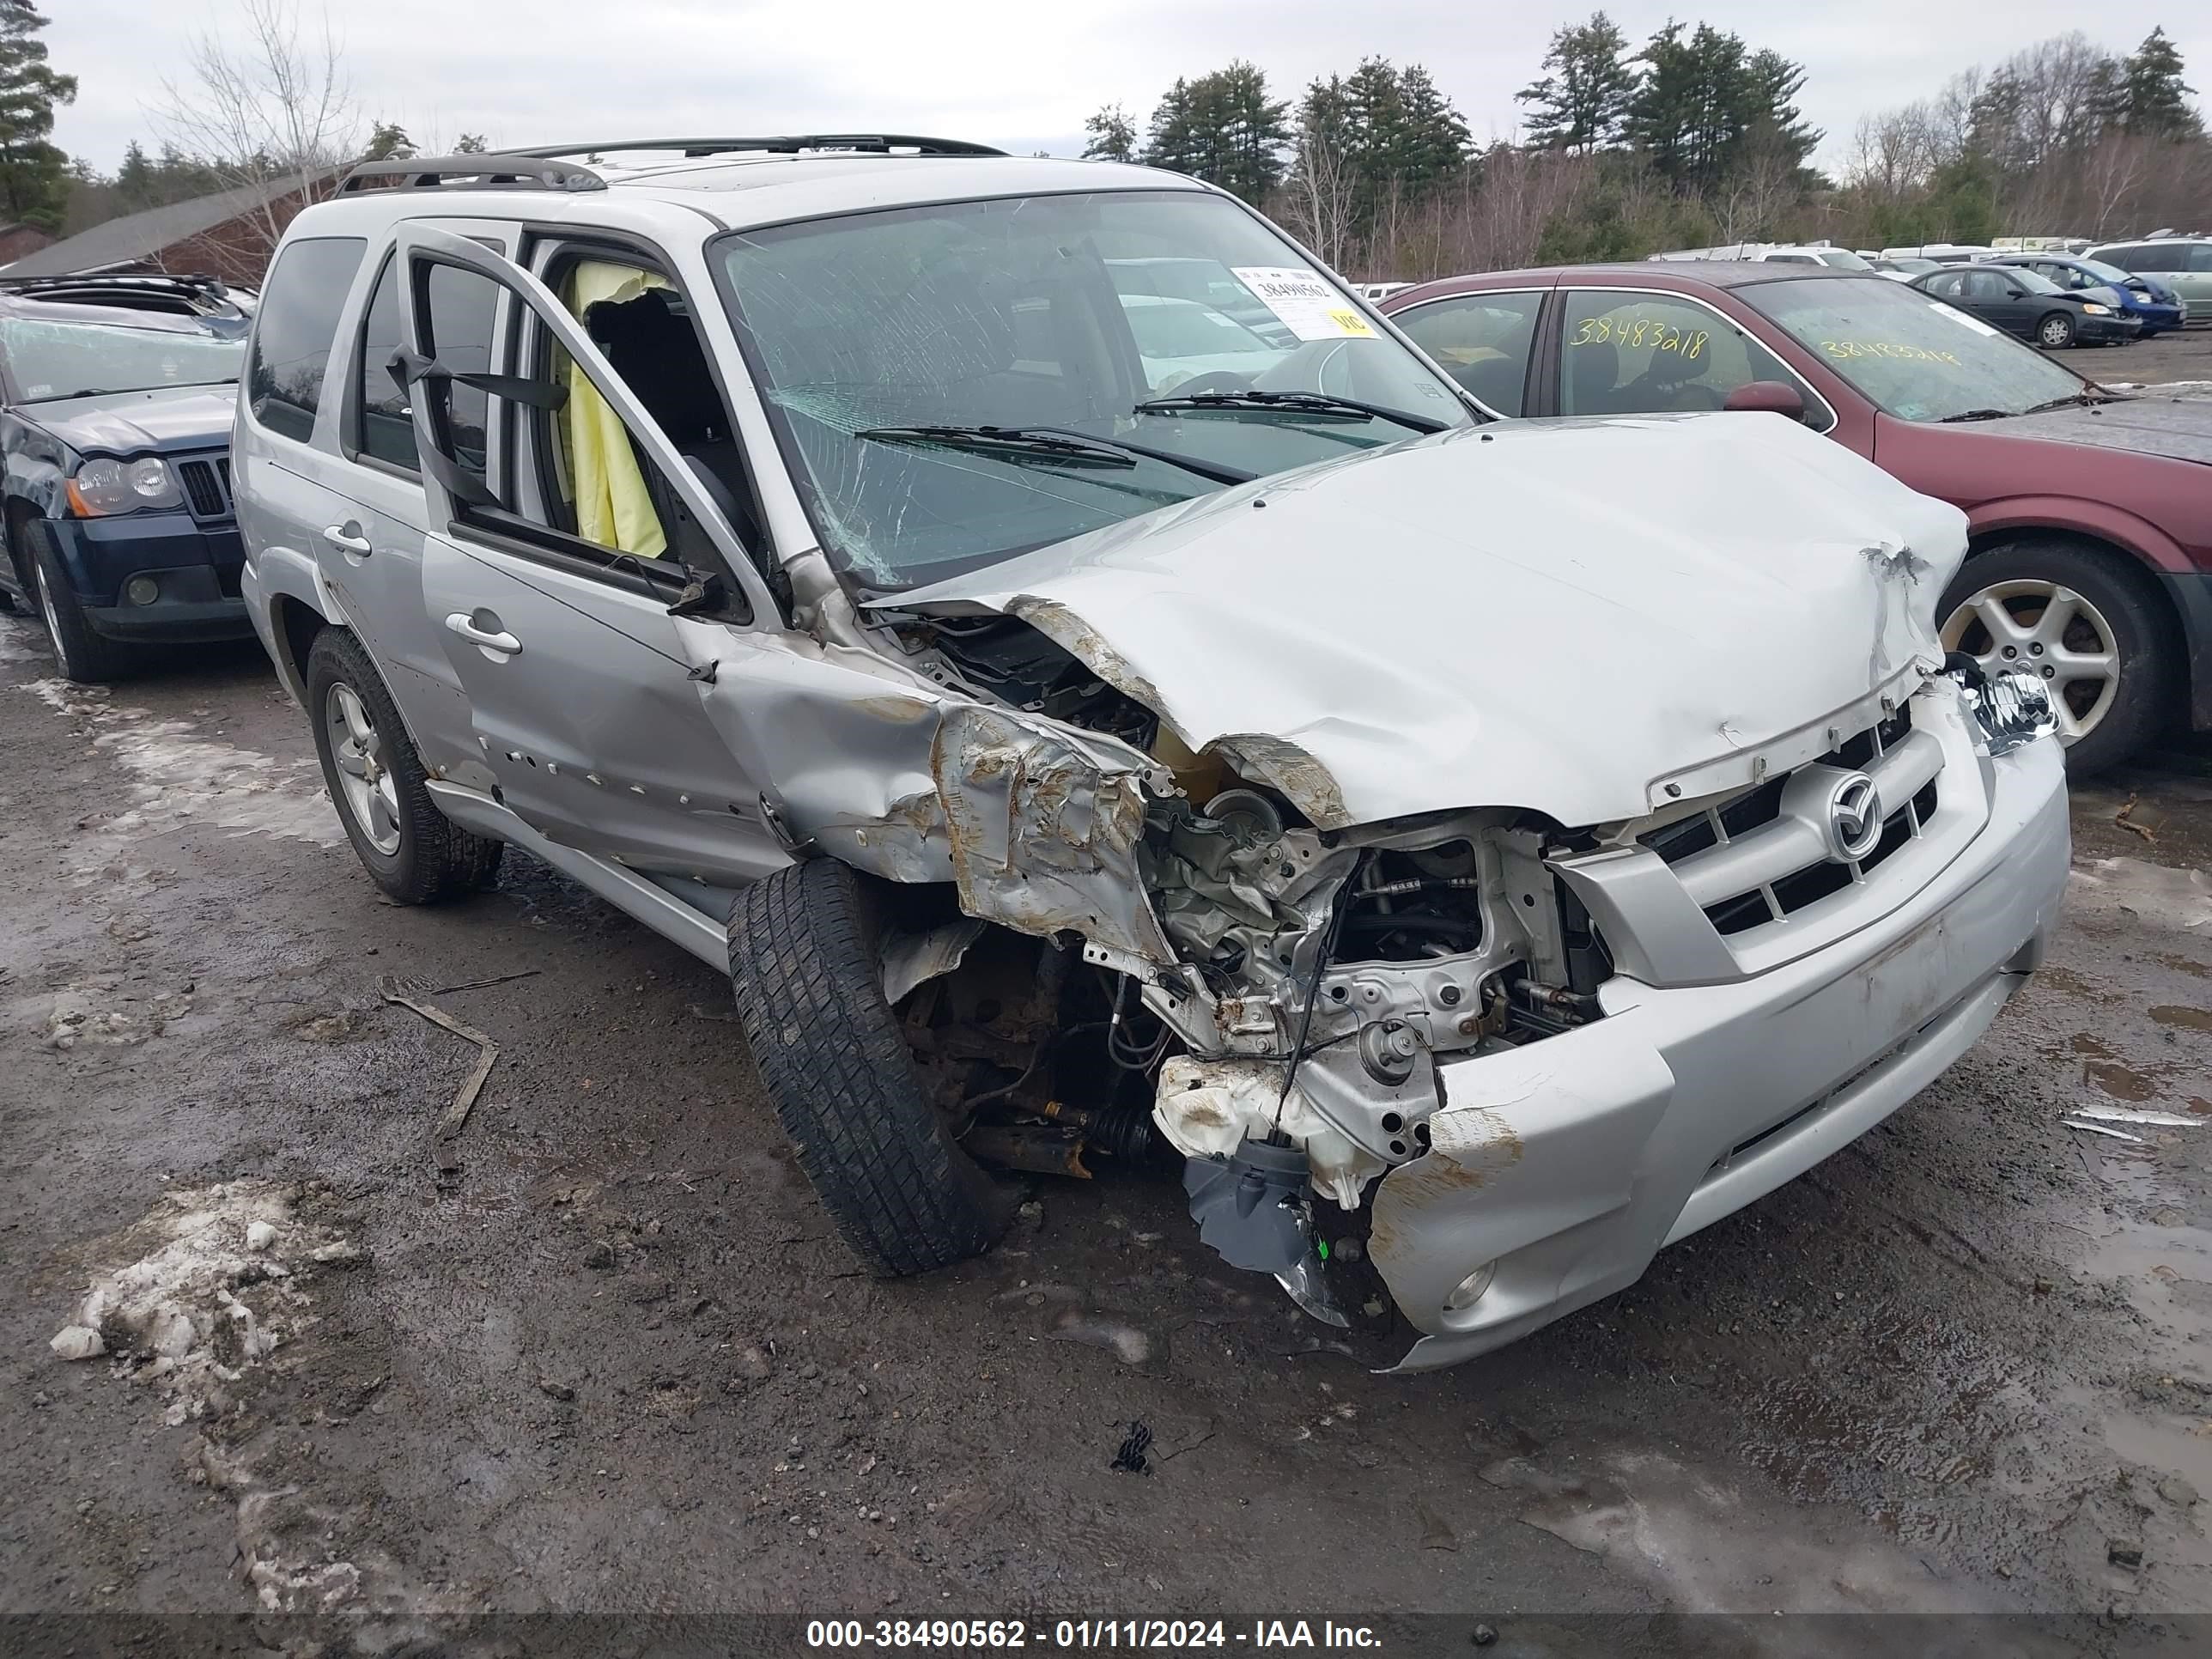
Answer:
42;513;251;644
2076;314;2141;343
1370;731;2069;1371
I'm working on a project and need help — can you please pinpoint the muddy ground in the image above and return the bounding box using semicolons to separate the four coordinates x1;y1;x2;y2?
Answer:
3;607;2209;1654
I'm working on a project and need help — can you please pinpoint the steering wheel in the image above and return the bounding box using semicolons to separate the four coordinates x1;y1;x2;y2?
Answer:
1163;371;1255;398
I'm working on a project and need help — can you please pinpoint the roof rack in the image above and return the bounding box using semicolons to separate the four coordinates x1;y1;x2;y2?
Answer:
337;153;609;194
515;135;1008;161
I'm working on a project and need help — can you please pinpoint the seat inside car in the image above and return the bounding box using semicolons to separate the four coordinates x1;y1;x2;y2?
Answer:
581;285;765;562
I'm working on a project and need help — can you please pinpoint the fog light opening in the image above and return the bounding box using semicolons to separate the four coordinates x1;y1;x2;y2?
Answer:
1443;1261;1497;1313
125;575;160;606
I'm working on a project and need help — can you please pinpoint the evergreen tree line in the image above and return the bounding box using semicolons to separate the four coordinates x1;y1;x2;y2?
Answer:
1080;16;2209;279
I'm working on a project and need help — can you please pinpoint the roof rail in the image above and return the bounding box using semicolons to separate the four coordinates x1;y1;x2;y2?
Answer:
0;270;233;296
514;135;1008;161
337;153;609;194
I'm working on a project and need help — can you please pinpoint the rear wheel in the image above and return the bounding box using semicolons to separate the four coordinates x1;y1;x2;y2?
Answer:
1938;538;2173;775
727;858;1010;1277
304;629;503;902
2036;312;2077;349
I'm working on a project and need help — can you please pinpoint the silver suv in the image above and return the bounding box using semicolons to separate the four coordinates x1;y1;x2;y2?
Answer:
237;138;2071;1369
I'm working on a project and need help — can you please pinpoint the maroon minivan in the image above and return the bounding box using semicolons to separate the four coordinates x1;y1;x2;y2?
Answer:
1381;264;2212;775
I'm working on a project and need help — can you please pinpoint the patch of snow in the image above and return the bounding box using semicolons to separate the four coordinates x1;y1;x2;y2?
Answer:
0;612;46;664
38;976;192;1049
16;678;340;862
2069;856;2212;931
47;1180;350;1393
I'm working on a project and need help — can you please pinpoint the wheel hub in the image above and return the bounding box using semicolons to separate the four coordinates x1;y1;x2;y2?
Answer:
1939;577;2118;744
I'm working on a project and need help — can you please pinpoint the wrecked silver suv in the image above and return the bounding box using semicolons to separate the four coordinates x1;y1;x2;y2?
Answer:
236;139;2071;1369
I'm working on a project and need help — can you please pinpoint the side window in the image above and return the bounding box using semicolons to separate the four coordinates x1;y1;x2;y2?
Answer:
2128;245;2177;271
353;257;416;471
2191;246;2212;272
1392;292;1542;416
1557;292;1793;418
246;236;367;442
417;262;501;478
1965;270;2005;301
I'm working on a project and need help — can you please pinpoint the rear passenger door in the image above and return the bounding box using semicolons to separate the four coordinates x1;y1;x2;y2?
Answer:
394;224;787;885
324;224;518;754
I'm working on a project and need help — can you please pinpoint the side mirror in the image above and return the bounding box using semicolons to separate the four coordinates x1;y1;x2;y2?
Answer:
2006;287;2028;299
1722;380;1807;421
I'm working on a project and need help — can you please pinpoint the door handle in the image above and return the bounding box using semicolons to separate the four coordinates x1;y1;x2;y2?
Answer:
444;612;522;656
323;524;373;556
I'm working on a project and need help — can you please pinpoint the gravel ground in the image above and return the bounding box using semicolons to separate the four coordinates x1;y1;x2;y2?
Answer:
3;611;2209;1652
2068;324;2212;388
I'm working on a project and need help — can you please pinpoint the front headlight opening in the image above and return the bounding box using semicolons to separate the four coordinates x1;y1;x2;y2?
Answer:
1949;660;2059;756
69;455;181;516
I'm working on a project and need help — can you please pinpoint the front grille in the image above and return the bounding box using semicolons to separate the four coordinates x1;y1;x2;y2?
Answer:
176;455;233;521
1642;705;1946;939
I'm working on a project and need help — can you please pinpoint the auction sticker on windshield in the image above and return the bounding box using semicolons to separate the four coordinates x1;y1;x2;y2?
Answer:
1927;301;2001;337
1232;267;1377;341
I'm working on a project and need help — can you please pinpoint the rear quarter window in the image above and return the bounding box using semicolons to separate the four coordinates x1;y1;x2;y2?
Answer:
247;236;367;442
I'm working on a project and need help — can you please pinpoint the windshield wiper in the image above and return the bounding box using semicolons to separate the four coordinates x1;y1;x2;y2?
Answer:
1133;389;1449;434
1935;408;2017;423
2021;392;2114;415
856;423;1253;485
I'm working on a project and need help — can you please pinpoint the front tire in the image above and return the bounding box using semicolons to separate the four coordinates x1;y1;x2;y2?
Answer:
727;859;1009;1277
304;629;502;903
30;538;135;683
1938;538;2174;775
2037;312;2077;349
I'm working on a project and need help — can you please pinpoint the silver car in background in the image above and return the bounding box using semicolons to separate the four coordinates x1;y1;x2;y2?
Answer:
234;137;2069;1369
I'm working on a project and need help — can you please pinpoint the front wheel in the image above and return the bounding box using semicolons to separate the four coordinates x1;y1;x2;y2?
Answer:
2037;312;2077;349
727;859;1009;1277
1937;538;2173;775
31;539;135;683
304;629;502;903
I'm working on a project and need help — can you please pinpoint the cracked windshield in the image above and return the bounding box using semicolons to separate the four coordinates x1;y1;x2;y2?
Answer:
715;189;1468;588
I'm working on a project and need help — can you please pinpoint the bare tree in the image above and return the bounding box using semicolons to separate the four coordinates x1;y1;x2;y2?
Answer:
1281;124;1358;272
152;0;359;258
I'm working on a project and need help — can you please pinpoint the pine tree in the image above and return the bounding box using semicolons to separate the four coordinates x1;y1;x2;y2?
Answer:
1083;103;1137;163
1516;12;1638;154
1139;65;1288;203
2114;27;2202;139
0;0;76;233
1139;79;1199;176
1396;64;1471;191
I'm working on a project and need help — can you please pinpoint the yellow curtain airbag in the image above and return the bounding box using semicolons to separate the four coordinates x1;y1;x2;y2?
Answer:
563;260;672;557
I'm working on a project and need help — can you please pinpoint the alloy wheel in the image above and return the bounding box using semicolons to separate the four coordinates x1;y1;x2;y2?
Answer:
1940;578;2118;743
33;557;72;676
2039;316;2072;347
325;682;404;855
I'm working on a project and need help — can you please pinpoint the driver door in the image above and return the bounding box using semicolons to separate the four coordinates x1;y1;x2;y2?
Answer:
394;224;787;885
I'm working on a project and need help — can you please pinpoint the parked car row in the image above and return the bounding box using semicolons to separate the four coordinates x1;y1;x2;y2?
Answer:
3;139;2188;1368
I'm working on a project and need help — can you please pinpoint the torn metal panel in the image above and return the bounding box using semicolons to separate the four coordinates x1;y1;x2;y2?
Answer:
932;702;1180;969
879;917;986;1006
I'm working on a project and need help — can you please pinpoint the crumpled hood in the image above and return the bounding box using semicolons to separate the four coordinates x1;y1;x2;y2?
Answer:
23;384;238;454
883;414;1968;829
1981;390;2212;465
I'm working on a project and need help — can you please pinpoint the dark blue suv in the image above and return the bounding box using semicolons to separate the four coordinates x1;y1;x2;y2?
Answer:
0;274;252;681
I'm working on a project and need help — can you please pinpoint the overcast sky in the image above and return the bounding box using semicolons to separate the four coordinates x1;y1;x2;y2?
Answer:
44;1;2212;177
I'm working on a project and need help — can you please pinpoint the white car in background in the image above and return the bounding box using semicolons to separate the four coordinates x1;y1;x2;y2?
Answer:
1651;243;1875;271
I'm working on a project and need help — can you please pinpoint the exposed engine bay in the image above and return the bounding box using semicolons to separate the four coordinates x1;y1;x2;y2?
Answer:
880;610;1620;1329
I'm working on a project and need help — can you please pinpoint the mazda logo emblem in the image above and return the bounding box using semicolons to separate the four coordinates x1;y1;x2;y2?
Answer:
1825;772;1884;863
